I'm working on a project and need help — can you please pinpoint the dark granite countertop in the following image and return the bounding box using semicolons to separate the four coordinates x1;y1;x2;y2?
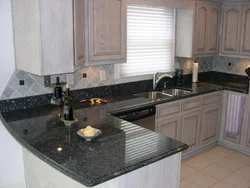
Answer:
1;100;188;187
0;81;247;187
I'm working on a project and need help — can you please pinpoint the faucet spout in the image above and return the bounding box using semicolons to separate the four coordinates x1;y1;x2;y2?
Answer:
153;72;173;90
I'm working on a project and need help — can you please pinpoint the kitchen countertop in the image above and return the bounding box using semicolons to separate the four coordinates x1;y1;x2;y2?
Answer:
0;82;247;187
1;100;188;187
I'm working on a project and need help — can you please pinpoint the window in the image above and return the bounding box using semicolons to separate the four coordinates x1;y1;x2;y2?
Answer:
116;5;175;79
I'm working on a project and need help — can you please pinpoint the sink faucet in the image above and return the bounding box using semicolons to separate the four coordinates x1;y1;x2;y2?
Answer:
153;72;173;90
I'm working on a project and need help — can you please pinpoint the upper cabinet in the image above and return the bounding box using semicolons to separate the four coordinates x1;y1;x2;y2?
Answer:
12;0;85;76
206;5;221;53
12;0;127;75
176;2;221;58
221;3;250;56
88;0;127;62
221;5;242;54
193;3;209;54
193;3;221;55
240;5;250;55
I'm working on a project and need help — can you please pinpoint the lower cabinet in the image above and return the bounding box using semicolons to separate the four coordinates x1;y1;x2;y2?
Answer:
156;91;222;155
156;116;180;140
246;124;250;147
244;96;250;149
181;111;201;151
200;105;221;146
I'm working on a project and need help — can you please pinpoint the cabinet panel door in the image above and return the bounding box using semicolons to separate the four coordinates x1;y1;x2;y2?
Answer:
221;5;242;54
240;5;250;56
156;116;180;140
181;111;201;150
206;5;220;54
245;109;250;147
194;3;209;54
89;0;126;61
74;0;85;68
200;105;220;145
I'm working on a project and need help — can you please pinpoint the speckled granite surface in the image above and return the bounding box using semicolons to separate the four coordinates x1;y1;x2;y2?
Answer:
1;103;188;187
0;77;248;187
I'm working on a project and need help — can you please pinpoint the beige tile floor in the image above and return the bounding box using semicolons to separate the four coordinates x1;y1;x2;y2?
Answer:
180;146;250;188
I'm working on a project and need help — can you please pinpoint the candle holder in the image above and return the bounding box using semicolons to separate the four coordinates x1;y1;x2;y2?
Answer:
60;117;79;128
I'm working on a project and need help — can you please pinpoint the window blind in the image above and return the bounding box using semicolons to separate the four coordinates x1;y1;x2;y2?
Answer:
118;5;175;78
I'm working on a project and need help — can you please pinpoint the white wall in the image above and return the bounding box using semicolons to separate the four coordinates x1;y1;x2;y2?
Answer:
0;0;16;96
0;1;25;187
0;121;26;188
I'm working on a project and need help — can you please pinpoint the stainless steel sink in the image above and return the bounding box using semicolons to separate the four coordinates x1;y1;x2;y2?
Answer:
161;88;192;97
134;91;174;100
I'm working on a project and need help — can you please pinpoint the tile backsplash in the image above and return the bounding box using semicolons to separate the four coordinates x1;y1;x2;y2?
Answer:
1;56;250;100
176;56;250;76
1;65;115;100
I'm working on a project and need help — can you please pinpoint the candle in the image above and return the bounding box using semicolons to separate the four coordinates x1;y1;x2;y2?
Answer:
192;62;199;83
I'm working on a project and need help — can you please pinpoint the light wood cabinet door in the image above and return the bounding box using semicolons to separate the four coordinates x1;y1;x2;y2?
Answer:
240;5;250;56
74;0;85;68
246;121;250;148
180;111;201;151
245;106;250;148
194;3;209;54
200;105;220;145
156;116;181;140
88;0;127;61
206;5;220;54
221;5;242;54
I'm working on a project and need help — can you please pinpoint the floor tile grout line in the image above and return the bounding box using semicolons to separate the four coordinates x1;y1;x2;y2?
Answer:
184;179;203;188
180;146;250;187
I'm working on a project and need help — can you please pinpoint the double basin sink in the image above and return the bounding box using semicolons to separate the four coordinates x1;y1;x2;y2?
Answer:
134;88;192;100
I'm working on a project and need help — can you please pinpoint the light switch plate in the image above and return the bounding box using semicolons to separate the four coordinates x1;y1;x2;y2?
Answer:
100;70;106;81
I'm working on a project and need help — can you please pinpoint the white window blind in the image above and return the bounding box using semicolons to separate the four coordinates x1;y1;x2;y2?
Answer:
118;5;175;78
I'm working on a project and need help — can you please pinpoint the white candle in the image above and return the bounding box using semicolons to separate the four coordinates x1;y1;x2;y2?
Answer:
192;62;199;83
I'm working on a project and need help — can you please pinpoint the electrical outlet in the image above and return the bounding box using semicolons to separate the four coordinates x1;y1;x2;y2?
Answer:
19;80;25;86
44;76;51;87
82;73;87;78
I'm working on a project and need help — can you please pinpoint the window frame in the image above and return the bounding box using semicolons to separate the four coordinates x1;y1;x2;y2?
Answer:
115;5;176;84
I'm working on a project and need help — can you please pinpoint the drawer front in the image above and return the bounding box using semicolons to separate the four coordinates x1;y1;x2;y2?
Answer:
182;97;202;112
157;102;181;119
203;93;222;106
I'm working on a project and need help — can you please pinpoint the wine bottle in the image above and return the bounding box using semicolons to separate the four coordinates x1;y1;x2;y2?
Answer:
64;84;74;120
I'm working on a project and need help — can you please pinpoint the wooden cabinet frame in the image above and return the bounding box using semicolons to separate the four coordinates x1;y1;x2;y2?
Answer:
88;0;127;61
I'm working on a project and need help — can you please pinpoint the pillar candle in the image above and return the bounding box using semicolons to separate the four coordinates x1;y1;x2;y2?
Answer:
192;62;198;83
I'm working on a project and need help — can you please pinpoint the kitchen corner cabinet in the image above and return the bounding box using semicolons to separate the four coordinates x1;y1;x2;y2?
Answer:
221;4;250;56
193;3;220;55
12;0;85;76
87;0;127;63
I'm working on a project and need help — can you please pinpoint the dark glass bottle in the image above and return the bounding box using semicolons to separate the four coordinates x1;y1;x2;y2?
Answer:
54;77;63;103
64;84;74;120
